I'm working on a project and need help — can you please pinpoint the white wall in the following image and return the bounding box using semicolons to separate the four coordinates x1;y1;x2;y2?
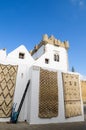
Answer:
33;44;68;72
28;66;84;124
0;45;34;122
7;45;34;121
0;49;6;61
7;45;34;63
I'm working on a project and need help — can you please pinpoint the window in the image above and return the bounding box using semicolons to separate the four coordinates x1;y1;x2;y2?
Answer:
54;54;59;62
45;58;49;64
19;53;25;59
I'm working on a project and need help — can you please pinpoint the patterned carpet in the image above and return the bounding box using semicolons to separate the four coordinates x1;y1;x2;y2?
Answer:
0;64;18;118
62;73;82;118
39;68;58;118
81;81;86;103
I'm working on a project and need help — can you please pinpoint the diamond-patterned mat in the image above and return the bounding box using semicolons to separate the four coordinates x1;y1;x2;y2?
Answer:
0;64;18;118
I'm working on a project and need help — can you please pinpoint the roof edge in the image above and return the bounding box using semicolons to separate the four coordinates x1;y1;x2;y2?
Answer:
30;34;69;55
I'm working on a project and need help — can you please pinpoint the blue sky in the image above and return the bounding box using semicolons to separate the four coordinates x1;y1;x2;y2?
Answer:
0;0;86;75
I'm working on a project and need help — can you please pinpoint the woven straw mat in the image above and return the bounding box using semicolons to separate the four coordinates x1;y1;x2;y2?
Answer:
39;68;58;118
0;64;18;118
62;73;82;118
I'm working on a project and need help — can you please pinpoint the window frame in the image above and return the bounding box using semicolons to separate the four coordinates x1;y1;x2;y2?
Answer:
54;53;59;62
45;58;49;64
19;52;25;59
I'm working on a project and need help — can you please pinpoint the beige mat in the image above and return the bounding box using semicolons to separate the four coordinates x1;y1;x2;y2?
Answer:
39;68;58;118
62;73;82;118
81;81;86;103
0;64;18;118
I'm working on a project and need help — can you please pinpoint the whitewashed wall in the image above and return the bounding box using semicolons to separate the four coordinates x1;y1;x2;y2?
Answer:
33;44;69;72
28;66;84;124
0;44;84;124
0;45;34;122
0;49;6;61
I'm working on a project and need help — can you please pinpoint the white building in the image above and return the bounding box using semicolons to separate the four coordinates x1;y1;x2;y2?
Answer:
0;45;34;122
0;34;84;124
30;34;69;71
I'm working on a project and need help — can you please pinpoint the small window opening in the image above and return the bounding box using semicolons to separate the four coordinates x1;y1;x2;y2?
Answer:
54;54;59;62
45;58;49;64
19;53;25;59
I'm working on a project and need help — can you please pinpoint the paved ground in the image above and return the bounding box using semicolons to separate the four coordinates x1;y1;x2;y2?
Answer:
0;121;86;130
0;107;86;130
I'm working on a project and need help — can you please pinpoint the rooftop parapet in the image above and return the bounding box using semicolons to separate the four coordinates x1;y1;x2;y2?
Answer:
43;34;69;49
30;34;69;55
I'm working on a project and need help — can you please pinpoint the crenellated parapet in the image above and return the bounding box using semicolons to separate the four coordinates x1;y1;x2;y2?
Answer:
42;34;69;49
30;34;69;55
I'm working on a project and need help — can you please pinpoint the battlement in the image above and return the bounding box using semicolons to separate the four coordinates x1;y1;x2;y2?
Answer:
30;34;69;55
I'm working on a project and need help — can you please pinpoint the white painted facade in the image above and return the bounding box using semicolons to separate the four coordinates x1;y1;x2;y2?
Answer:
0;35;84;124
33;44;69;71
28;66;84;124
0;49;6;61
0;45;34;122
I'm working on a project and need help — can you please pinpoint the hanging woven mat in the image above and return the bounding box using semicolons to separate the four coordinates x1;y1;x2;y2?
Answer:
0;64;18;118
39;68;58;118
62;73;82;118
